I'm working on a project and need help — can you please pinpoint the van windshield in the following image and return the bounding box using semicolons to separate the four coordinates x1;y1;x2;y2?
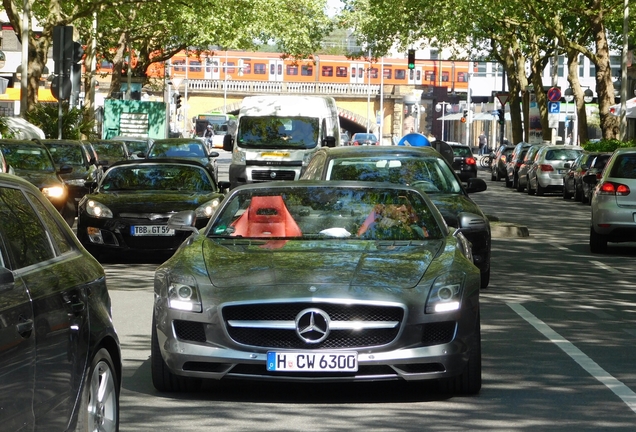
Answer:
237;116;319;149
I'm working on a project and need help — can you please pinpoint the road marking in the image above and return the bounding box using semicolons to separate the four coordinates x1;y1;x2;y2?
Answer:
508;302;636;414
590;260;621;274
552;244;570;252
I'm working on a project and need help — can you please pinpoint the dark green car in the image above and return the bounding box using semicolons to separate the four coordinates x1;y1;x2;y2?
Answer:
77;159;226;258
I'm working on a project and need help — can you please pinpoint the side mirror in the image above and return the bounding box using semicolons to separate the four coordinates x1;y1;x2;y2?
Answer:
465;177;487;193
58;165;73;174
563;162;571;169
209;151;220;158
217;180;231;193
137;152;146;158
456;212;489;233
85;181;98;191
223;134;234;152
322;136;336;148
0;266;15;291
167;210;198;233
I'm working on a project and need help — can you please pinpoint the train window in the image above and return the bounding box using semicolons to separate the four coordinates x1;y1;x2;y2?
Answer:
416;70;421;80
395;69;406;80
441;71;450;82
370;68;378;79
457;72;466;82
409;69;414;80
254;63;266;74
336;67;347;77
270;63;275;75
226;62;236;74
358;67;364;78
242;62;251;74
383;68;392;79
287;65;299;75
173;60;186;72
301;65;313;76
322;66;333;77
189;60;201;72
425;70;435;81
278;64;282;75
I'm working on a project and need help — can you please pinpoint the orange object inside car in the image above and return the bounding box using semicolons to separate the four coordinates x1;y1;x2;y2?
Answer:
231;196;302;237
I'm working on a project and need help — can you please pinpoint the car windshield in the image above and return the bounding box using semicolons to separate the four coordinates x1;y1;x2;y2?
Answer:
45;144;85;166
237;116;319;149
123;141;148;154
93;142;127;162
324;156;462;194
101;165;214;192
354;134;377;141
1;145;55;172
149;142;206;158
209;186;443;241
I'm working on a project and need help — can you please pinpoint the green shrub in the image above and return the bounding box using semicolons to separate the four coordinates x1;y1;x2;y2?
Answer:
24;103;97;139
582;139;636;152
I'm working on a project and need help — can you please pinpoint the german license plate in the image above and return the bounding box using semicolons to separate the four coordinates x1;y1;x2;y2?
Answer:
266;351;358;372
130;225;174;236
558;169;565;174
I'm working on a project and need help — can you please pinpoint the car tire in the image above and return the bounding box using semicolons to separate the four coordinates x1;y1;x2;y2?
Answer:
491;170;497;181
526;177;535;195
439;317;481;395
590;227;608;254
536;181;545;196
151;317;202;392
505;174;512;188
480;267;490;289
62;200;77;227
515;175;524;192
75;348;119;432
574;184;583;202
563;184;572;199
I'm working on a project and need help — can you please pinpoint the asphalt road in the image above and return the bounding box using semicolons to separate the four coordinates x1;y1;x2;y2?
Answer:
105;157;636;431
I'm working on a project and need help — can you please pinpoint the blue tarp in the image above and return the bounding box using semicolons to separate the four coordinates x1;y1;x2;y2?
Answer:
397;133;430;147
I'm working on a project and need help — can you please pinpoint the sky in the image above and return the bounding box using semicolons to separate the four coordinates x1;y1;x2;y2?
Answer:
326;0;343;17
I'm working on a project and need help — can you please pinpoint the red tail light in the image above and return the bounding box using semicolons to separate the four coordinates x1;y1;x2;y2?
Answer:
466;157;476;165
599;182;631;196
501;155;507;163
539;164;554;172
353;141;359;146
596;172;602;180
515;162;522;168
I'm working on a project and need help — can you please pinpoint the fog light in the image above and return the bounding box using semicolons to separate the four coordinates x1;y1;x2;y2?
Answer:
87;227;104;244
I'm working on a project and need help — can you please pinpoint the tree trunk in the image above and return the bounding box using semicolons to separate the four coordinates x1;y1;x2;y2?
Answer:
590;13;619;139
566;49;589;144
107;32;128;99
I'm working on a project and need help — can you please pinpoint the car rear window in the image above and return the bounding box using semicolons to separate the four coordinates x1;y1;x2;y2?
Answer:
609;154;636;179
544;149;581;161
451;146;472;157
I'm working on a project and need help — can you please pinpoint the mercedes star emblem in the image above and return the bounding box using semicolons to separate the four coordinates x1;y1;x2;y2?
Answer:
295;308;330;344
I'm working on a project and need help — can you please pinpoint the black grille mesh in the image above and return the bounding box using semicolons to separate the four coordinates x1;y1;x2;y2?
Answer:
251;170;296;181
223;303;404;349
421;321;456;346
174;320;206;342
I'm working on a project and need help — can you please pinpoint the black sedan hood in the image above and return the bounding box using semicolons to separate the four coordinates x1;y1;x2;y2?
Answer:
13;169;63;189
429;193;486;228
84;191;222;214
202;239;443;289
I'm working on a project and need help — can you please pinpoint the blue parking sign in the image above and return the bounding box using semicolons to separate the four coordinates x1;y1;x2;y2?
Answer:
548;101;560;114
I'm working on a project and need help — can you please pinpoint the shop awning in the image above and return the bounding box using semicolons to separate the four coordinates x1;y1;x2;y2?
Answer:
609;97;636;119
0;87;57;103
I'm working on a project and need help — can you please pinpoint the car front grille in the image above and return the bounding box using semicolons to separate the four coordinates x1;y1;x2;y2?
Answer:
222;302;404;349
251;170;296;181
174;320;206;342
421;321;456;346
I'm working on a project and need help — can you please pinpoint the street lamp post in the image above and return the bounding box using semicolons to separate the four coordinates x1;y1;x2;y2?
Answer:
564;88;575;145
435;102;451;140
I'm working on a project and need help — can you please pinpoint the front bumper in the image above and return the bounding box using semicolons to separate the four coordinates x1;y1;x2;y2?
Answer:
229;164;300;189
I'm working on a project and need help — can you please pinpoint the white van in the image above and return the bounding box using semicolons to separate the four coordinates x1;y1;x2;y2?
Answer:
224;95;341;189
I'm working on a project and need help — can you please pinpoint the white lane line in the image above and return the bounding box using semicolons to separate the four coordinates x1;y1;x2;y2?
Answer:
552;244;570;251
590;260;621;274
508;302;636;414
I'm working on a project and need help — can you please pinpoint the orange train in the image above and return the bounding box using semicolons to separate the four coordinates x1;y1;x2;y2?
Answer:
102;50;472;92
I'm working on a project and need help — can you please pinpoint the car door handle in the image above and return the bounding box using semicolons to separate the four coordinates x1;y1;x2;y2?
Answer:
71;301;86;314
16;318;34;338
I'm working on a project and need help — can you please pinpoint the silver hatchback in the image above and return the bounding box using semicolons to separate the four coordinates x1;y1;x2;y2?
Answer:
587;148;636;253
527;145;582;195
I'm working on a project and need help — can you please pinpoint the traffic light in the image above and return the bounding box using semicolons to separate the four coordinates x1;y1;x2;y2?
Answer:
71;41;84;97
496;109;505;125
52;26;73;100
407;49;415;70
175;93;182;110
461;109;468;123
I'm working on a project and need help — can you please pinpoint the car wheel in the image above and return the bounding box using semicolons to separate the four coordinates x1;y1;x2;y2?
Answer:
505;174;512;188
515;175;524;192
526;177;535;195
480;267;490;289
491;170;497;181
536;181;545;196
62;200;77;227
151;317;202;392
75;348;119;432
439;316;481;395
574;184;583;202
563;184;572;199
589;226;608;254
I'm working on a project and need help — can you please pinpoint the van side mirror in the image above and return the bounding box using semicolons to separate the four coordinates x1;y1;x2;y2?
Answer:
322;136;336;148
223;135;234;152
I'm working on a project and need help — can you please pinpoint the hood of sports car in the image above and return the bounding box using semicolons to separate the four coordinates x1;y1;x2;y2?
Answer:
202;239;443;289
84;191;222;215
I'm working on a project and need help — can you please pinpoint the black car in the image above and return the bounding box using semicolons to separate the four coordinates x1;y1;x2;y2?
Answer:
148;138;220;182
581;153;612;204
301;145;492;288
111;135;154;158
0;139;73;223
40;139;103;224
0;173;121;431
90;139;130;167
490;144;515;182
77;159;227;258
445;141;477;182
349;133;379;146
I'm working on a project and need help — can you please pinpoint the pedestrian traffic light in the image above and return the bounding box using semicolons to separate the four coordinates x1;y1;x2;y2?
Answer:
407;50;415;70
175;94;182;110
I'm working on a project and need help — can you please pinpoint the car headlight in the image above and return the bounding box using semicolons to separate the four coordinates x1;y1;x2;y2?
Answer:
42;185;66;199
195;198;221;218
168;274;202;312
231;148;246;165
425;272;465;314
85;200;113;218
65;178;86;187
